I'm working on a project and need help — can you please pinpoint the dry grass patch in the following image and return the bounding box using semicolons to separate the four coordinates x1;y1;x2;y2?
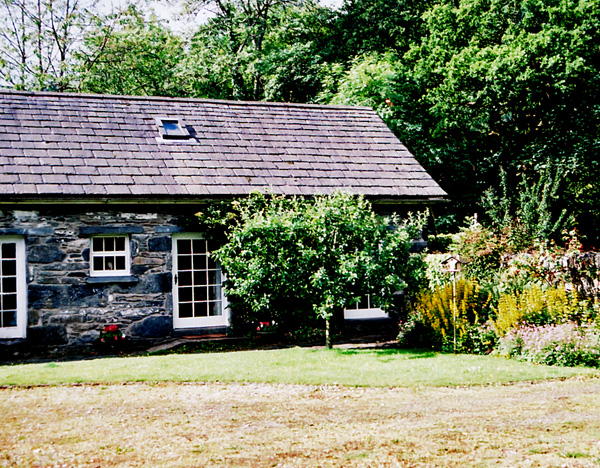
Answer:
2;378;600;467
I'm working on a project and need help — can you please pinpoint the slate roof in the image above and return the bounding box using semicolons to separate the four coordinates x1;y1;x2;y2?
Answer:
0;89;446;202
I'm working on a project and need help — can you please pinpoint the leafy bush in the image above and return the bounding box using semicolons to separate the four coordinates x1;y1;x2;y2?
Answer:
413;278;491;351
426;233;454;253
451;220;506;282
200;192;427;347
422;253;453;289
498;323;600;367
481;163;570;252
457;322;498;355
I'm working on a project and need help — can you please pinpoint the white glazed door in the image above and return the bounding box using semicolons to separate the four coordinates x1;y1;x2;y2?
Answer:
0;237;27;339
172;235;228;329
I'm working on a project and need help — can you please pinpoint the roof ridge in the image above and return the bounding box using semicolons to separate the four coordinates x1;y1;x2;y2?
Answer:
0;88;373;112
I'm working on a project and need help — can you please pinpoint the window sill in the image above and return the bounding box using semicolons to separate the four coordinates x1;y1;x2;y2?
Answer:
86;275;138;284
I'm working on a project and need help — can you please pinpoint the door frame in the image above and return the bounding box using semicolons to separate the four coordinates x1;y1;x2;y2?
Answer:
172;233;229;330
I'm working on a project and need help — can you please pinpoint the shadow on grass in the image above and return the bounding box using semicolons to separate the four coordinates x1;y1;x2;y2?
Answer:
334;348;438;360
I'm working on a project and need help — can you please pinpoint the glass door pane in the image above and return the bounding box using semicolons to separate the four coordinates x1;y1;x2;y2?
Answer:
173;236;227;329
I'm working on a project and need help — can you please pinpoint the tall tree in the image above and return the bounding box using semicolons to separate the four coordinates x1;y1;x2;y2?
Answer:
0;0;93;90
333;0;600;242
186;0;305;100
76;4;186;97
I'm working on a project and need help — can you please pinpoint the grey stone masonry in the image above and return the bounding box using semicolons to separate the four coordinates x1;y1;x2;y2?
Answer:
0;205;191;351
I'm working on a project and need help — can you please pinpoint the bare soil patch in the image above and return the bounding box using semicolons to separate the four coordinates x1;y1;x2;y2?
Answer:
2;378;600;467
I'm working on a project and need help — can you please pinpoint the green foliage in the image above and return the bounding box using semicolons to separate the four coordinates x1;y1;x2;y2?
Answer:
451;219;505;281
185;0;337;102
331;53;398;108
481;163;571;251
76;5;186;97
0;0;90;91
422;253;452;289
200;192;427;344
331;0;434;58
458;323;498;355
331;0;600;244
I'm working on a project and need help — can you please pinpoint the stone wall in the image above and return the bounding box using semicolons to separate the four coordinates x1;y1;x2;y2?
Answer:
0;205;199;355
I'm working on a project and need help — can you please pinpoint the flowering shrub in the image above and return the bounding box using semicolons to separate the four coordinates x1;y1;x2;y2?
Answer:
413;278;491;350
494;286;595;336
498;323;600;367
256;320;277;333
99;324;125;343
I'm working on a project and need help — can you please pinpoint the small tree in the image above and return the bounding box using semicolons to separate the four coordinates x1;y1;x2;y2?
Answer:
199;192;426;348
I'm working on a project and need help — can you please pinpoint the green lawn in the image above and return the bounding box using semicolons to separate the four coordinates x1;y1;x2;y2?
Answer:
0;347;597;387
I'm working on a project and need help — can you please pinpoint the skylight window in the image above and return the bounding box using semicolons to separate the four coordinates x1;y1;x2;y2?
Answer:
156;117;190;139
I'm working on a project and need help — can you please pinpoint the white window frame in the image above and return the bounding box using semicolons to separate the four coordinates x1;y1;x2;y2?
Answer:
344;294;389;320
89;235;131;277
0;236;27;339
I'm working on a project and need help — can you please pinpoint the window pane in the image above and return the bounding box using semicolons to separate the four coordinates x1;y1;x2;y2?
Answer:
208;270;221;285
194;302;208;317
115;237;126;251
2;277;16;294
1;243;16;259
178;239;191;255
192;255;205;270
207;255;217;269
179;271;192;287
105;256;116;270
93;257;103;271
2;294;17;311
193;286;206;302
208;285;219;301
105;237;115;252
179;286;193;302
194;271;207;286
116;256;126;270
206;240;219;253
192;239;205;254
178;255;192;271
209;301;222;317
2;260;17;276
179;303;193;318
93;237;103;251
163;121;181;134
1;311;17;328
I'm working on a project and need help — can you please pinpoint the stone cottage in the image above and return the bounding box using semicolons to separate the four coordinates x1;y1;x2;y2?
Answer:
0;89;446;353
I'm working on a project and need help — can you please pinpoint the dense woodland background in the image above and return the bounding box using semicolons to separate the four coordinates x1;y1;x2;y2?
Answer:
1;0;599;246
